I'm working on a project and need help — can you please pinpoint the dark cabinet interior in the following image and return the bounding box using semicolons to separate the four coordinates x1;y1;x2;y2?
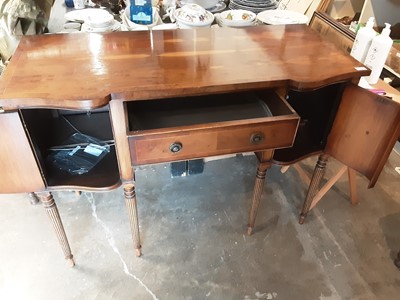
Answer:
273;82;347;164
20;108;120;189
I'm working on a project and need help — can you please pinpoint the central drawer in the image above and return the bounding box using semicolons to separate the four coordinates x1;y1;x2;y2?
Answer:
127;90;299;165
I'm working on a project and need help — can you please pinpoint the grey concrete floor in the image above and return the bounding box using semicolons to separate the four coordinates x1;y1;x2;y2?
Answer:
0;147;400;300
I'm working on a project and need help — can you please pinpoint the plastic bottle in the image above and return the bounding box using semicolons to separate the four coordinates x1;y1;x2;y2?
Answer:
364;23;394;84
350;17;376;63
130;0;153;25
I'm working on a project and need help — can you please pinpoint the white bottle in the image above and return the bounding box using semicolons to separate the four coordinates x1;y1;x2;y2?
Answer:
364;23;394;84
350;17;376;63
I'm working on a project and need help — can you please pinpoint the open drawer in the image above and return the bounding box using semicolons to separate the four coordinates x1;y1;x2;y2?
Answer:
127;90;300;165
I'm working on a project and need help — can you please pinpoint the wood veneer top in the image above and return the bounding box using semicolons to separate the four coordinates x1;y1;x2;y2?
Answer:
0;25;369;110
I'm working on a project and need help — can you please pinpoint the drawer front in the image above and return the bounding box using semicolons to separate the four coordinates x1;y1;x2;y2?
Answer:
129;119;298;165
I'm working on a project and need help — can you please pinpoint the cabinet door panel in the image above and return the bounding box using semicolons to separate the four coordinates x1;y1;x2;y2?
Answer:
0;112;45;193
326;83;400;187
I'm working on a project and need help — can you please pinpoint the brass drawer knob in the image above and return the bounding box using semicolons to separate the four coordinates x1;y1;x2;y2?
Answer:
250;133;264;144
170;142;183;153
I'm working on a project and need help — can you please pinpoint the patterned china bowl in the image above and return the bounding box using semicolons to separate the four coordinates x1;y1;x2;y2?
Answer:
219;9;256;27
174;3;214;28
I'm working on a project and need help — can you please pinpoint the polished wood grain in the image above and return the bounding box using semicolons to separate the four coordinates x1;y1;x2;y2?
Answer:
109;100;134;181
0;112;45;193
0;26;369;110
130;119;298;165
325;83;400;188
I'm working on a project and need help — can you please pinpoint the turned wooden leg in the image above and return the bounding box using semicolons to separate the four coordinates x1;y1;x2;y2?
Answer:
36;192;75;267
299;154;329;224
395;251;400;269
247;162;271;235
124;183;142;257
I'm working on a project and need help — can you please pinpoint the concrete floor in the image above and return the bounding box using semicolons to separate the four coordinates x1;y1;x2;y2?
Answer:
0;146;399;300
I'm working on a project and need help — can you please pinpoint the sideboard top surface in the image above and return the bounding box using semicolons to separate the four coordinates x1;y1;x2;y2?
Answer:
0;25;369;110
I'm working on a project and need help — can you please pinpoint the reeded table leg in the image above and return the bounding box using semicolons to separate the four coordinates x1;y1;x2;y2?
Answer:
299;154;329;224
124;183;142;257
247;162;271;235
36;192;75;267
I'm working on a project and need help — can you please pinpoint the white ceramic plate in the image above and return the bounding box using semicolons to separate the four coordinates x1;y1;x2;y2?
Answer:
81;20;121;33
65;8;111;22
257;9;308;25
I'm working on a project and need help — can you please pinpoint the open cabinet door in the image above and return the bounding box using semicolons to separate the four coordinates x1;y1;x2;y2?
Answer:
325;83;400;188
0;112;45;193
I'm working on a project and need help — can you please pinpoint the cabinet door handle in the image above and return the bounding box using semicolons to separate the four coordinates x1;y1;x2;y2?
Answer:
250;133;264;144
170;142;183;153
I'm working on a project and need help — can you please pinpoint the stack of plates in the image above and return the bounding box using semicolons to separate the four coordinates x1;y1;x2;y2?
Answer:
65;9;121;33
229;0;278;14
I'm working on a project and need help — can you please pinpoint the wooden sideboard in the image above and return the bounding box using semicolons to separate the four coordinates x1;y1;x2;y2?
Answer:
1;26;399;266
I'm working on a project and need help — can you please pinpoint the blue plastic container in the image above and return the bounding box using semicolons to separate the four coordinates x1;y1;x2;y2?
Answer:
130;0;153;25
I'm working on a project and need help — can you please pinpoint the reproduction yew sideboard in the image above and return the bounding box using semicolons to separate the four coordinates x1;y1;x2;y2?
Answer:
1;26;399;266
